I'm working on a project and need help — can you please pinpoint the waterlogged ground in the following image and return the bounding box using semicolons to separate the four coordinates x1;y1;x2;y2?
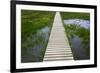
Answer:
63;19;90;60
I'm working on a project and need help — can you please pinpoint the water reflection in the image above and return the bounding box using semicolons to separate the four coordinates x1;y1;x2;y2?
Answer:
64;19;90;29
64;19;90;60
70;35;89;60
22;26;51;62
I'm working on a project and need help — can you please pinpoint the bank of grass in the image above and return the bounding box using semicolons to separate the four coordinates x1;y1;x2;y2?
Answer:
21;10;55;62
60;12;90;59
60;12;90;20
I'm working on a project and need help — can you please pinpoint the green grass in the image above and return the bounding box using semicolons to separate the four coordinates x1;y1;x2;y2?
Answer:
21;10;55;41
61;12;90;20
61;12;90;59
21;10;55;62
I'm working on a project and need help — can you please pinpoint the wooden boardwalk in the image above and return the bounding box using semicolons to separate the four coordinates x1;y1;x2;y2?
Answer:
43;12;74;61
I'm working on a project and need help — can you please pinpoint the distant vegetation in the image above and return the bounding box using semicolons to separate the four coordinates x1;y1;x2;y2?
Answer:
61;12;90;20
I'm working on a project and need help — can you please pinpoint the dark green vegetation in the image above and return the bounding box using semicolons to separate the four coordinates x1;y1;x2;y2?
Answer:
21;10;55;41
61;12;90;20
61;12;90;60
21;10;55;62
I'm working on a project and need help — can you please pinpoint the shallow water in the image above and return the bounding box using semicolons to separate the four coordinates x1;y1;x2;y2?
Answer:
63;19;90;60
22;26;51;62
70;35;89;60
64;19;90;29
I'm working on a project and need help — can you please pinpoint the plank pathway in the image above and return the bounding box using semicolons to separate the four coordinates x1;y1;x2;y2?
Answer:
43;12;74;61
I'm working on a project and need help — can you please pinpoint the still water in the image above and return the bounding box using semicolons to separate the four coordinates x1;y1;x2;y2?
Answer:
64;19;90;29
21;26;51;62
64;19;90;60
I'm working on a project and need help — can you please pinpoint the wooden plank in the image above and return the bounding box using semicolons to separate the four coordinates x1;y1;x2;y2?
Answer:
46;50;72;52
45;52;72;55
44;57;73;61
44;55;73;58
44;54;73;57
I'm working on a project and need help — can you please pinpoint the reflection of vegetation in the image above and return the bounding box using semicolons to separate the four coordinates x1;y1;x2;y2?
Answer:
77;27;90;56
64;24;90;56
61;12;90;59
21;10;55;62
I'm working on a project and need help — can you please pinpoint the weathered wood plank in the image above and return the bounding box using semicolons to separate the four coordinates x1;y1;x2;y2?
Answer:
44;57;73;61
